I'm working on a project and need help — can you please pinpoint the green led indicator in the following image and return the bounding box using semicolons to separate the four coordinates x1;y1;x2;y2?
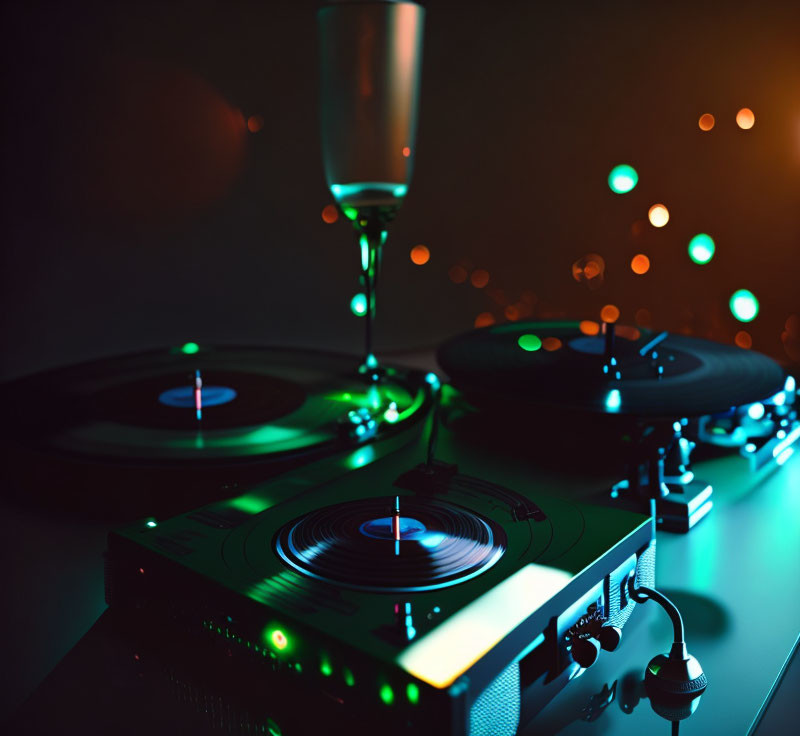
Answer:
320;658;333;677
350;293;367;317
729;289;759;323
145;520;157;528
688;233;715;264
608;164;639;194
518;334;542;352
295;663;302;672
648;664;661;676
343;668;355;687
380;684;395;705
406;683;420;705
180;342;200;355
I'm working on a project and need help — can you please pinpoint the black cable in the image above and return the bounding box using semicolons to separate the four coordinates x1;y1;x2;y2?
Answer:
629;580;685;647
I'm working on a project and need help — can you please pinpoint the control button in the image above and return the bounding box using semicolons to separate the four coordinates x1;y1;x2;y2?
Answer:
598;625;622;652
571;637;601;668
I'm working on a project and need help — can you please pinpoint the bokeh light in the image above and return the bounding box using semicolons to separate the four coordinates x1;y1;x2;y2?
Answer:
410;245;430;265
631;254;650;275
579;320;600;336
518;334;542;352
321;204;339;224
542;337;563;351
504;305;520;321
180;342;200;355
402;146;411;157
729;289;759;322
247;115;264;133
648;204;669;228
688;233;715;264
736;108;755;130
600;304;620;323
572;254;606;290
616;325;642;341
698;113;715;131
448;265;467;284
470;269;490;288
350;293;367;317
474;312;495;328
608;164;639;194
735;330;752;349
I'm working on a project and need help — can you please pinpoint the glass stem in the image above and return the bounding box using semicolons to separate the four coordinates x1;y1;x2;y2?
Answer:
359;228;386;378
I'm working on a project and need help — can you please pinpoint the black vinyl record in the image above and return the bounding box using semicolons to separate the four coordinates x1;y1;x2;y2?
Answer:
0;345;432;517
437;322;786;419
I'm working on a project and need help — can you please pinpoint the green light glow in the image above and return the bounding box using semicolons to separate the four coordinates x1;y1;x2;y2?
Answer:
729;289;760;322
145;520;157;528
380;684;395;705
350;293;367;316
688;233;715;264
227;494;272;515
406;683;420;704
180;342;200;354
342;206;358;220
267;718;282;736
330;182;407;203
608;164;639;194
384;402;400;423
343;668;355;687
269;629;288;650
320;658;333;677
366;353;379;370
518;334;542;352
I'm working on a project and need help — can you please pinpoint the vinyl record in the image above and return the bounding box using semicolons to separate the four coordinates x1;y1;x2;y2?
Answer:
437;322;786;419
274;497;507;592
0;345;433;517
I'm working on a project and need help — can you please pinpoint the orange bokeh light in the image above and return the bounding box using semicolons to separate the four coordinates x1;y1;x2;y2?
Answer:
579;320;600;336
698;113;715;131
247;114;264;133
648;204;669;228
735;330;752;349
600;304;620;323
631;254;650;275
736;108;755;130
448;265;467;284
504;305;520;321
402;146;411;157
470;269;490;288
410;245;430;265
616;325;642;341
474;312;495;328
542;337;563;352
321;204;339;224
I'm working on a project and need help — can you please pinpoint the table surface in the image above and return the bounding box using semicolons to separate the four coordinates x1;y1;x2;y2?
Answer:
2;378;799;735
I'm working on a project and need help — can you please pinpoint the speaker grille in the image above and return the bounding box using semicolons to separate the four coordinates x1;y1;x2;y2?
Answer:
468;661;520;736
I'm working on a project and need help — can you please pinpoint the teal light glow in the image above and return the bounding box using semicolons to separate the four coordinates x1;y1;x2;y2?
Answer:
145;519;157;528
688;234;715;264
518;334;542;352
605;389;622;412
350;293;367;316
608;165;639;194
330;182;407;203
729;289;760;323
180;342;200;355
380;684;395;705
425;372;440;390
747;403;765;420
384;402;400;423
406;683;420;705
366;353;379;370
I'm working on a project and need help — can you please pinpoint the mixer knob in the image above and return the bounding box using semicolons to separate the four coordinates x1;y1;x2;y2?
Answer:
598;625;622;652
570;637;601;668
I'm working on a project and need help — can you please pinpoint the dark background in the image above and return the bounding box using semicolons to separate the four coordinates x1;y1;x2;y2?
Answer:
2;0;799;381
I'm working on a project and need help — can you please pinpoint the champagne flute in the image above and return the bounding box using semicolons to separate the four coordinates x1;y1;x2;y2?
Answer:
318;0;425;379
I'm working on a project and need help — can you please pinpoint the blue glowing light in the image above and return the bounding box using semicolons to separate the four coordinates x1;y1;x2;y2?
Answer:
605;389;622;412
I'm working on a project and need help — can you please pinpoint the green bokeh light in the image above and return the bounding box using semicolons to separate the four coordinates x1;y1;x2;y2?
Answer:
729;289;760;323
688;233;715;264
406;683;420;704
180;342;200;355
380;684;395;705
350;293;367;316
343;668;355;687
608;164;639;194
518;334;542;352
320;658;333;677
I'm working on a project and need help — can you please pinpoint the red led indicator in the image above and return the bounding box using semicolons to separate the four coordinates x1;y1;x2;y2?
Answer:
138;567;145;574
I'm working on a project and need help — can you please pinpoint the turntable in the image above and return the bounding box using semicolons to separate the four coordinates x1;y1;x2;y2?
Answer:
106;441;655;736
437;321;798;532
0;345;434;517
